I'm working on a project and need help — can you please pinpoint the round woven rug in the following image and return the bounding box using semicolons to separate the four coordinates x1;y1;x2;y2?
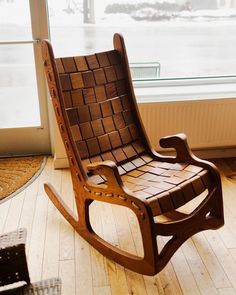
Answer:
0;156;46;203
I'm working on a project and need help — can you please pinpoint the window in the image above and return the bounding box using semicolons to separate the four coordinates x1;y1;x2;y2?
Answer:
0;0;41;128
0;0;51;156
48;0;236;81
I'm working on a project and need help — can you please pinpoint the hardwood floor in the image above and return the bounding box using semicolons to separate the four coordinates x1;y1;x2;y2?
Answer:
1;157;236;295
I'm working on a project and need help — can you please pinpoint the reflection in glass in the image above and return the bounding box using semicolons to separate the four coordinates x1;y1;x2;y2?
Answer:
48;0;236;79
0;44;40;128
0;0;32;41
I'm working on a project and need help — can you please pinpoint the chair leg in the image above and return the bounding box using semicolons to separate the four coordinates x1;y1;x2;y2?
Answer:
206;185;224;225
154;186;224;272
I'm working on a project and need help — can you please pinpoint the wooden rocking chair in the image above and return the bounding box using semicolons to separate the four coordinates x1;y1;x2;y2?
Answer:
41;33;224;276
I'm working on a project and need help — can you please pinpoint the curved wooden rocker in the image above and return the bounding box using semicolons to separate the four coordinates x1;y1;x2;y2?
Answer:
41;33;224;276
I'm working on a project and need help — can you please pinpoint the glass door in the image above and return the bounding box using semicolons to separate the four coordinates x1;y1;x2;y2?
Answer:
0;0;51;156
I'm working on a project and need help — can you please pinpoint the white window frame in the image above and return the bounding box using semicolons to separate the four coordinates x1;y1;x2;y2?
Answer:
0;0;52;156
134;76;236;103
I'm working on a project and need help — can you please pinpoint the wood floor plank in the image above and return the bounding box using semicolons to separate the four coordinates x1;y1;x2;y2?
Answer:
90;202;110;288
112;205;137;255
170;244;201;295
181;238;218;295
93;286;111;295
113;205;148;295
157;237;183;295
106;260;130;295
230;248;236;262
18;176;40;256
204;230;236;290
126;207;144;257
42;167;62;279
91;247;110;288
218;223;236;249
158;266;183;295
224;216;236;240
99;202;119;247
214;160;236;219
192;233;231;289
27;158;53;281
27;207;48;281
217;288;236;295
3;190;25;232
99;203;130;295
75;234;93;295
126;208;167;294
59;169;75;261
59;259;76;295
0;199;11;234
143;275;165;295
42;200;60;279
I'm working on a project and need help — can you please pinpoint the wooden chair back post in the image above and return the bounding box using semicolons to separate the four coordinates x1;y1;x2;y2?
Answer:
42;41;86;228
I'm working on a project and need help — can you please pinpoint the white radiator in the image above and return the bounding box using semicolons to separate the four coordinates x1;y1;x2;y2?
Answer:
138;98;236;151
54;98;236;168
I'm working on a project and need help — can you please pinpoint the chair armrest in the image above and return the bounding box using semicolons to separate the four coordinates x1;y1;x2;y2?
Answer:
159;133;199;163
87;160;123;190
159;133;221;181
86;161;153;220
86;161;150;204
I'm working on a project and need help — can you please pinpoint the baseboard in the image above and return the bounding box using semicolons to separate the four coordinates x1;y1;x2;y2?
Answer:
53;156;69;169
193;147;236;159
158;146;236;159
53;147;236;169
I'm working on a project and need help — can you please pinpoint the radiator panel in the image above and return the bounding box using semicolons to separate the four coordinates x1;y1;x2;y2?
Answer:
138;98;236;151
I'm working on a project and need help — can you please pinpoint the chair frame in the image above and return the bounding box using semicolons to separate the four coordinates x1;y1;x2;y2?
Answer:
41;33;224;276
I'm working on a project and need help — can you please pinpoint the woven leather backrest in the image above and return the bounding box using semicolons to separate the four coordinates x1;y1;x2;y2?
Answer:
55;50;146;169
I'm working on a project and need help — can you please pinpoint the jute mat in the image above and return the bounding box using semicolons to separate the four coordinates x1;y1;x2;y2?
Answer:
0;156;46;203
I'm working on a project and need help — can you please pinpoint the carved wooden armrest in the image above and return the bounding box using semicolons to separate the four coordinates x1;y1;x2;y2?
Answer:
159;133;220;180
86;161;151;209
159;133;200;163
87;160;123;188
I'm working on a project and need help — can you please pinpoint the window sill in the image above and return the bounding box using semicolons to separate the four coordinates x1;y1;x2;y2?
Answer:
133;77;236;103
